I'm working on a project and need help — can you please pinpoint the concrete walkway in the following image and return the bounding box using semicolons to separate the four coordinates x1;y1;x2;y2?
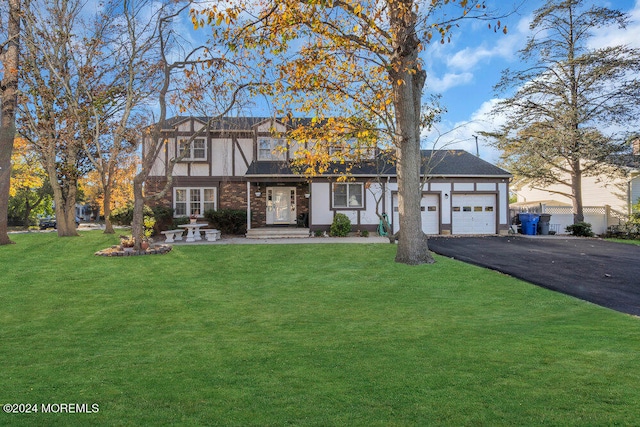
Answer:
170;235;391;245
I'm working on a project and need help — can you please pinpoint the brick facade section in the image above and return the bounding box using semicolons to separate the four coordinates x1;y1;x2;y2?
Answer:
146;177;309;230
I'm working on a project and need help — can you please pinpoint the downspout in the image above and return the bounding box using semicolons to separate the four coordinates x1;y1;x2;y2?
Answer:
246;181;251;231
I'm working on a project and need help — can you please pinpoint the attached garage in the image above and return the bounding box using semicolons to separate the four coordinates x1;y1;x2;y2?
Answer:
392;193;440;235
451;193;496;235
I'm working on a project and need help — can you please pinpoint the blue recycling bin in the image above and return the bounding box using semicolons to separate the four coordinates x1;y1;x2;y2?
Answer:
519;213;540;235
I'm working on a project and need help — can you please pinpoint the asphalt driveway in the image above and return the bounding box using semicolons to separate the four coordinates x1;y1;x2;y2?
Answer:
428;236;640;316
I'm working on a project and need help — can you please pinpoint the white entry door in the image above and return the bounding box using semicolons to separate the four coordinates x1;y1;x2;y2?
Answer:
392;193;440;235
451;194;496;234
266;187;297;225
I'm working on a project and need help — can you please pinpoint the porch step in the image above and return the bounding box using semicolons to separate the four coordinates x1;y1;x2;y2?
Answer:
246;227;310;239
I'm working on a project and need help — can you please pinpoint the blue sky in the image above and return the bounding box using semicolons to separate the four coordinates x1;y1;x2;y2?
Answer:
138;0;640;164
422;0;640;163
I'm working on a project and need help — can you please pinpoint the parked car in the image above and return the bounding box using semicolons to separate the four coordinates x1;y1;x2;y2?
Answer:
39;216;81;230
39;216;56;230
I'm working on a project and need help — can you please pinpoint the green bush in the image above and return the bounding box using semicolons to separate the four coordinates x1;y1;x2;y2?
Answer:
172;217;190;228
330;213;351;237
204;209;247;235
566;221;594;237
151;205;174;233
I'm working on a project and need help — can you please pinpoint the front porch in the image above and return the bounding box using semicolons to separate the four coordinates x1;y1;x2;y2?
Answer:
246;226;310;239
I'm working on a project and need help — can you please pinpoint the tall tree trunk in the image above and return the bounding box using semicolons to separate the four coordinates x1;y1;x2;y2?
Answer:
571;160;584;223
43;150;79;237
389;0;434;265
131;174;145;250
0;0;20;245
23;196;32;229
102;175;115;233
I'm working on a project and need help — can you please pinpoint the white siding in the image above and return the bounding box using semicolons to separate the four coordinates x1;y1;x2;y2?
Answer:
476;183;496;191
234;138;253;175
211;139;232;177
256;120;286;133
174;163;188;175
311;182;333;224
498;182;508;224
191;164;209;176
149;138;167;176
630;176;640;209
430;183;452;224
454;182;474;191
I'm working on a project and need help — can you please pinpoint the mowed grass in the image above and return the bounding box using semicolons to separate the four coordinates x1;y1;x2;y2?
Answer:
1;232;639;426
606;238;640;246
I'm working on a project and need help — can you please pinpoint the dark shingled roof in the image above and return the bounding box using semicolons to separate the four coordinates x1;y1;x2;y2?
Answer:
159;116;313;131
246;150;511;178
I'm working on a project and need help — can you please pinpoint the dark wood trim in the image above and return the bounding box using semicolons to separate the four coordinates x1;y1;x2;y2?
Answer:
329;181;367;211
233;135;250;169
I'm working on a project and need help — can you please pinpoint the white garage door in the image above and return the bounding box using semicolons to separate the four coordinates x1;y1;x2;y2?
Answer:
392;194;439;235
452;194;496;235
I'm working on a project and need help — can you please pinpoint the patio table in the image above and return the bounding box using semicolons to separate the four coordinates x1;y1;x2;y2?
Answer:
178;223;208;243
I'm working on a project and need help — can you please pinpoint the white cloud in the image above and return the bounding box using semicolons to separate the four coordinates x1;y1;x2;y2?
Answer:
422;98;507;165
588;0;640;50
427;72;474;92
446;35;518;71
425;13;531;93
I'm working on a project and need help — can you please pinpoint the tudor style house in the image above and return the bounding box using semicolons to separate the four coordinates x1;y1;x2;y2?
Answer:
144;116;512;236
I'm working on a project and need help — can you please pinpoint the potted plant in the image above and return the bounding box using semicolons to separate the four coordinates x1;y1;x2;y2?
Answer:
189;211;199;224
120;236;135;253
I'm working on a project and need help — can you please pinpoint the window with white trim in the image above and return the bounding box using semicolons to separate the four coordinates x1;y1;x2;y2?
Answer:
258;138;286;161
174;188;217;217
178;138;207;161
332;183;363;208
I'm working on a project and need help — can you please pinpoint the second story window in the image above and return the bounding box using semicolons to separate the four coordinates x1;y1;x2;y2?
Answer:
178;138;207;161
329;138;375;160
258;138;286;161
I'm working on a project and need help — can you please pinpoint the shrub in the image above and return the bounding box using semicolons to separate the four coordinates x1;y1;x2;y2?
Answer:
566;221;594;237
330;213;351;237
151;205;174;233
361;230;370;238
204;209;247;235
172;217;190;228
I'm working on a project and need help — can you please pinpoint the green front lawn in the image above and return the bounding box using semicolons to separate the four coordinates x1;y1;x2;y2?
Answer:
1;232;639;426
606;238;640;246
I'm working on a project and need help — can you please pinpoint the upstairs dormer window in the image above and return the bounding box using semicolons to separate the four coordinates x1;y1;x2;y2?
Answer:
329;138;375;160
178;138;207;161
258;138;286;161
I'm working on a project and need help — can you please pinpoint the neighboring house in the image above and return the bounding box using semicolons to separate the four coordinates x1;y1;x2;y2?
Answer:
144;116;512;235
511;145;640;234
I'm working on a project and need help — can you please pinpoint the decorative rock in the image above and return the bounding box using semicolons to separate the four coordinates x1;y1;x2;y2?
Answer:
95;244;173;257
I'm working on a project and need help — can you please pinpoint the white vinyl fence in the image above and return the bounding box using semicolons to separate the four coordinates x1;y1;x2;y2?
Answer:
510;204;626;235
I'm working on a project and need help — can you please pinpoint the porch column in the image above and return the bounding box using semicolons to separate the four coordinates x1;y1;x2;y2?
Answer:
246;181;251;231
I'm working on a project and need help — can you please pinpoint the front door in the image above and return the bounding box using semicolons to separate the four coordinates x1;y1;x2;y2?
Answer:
266;187;297;225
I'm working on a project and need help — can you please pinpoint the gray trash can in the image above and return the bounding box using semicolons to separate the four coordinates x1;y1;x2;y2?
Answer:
538;214;552;235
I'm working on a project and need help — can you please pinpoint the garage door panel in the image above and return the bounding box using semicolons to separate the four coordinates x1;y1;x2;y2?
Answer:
392;194;439;235
452;194;496;235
